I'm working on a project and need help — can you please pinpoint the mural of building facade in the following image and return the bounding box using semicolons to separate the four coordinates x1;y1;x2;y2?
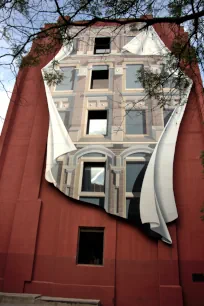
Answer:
50;24;176;222
1;19;204;306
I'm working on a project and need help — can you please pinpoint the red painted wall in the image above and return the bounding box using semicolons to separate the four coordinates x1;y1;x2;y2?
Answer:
0;23;204;306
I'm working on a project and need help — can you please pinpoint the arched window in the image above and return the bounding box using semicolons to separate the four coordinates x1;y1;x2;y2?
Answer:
120;146;153;220
73;146;115;209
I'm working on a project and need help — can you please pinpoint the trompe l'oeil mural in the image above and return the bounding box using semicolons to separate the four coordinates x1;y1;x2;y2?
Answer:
42;26;192;244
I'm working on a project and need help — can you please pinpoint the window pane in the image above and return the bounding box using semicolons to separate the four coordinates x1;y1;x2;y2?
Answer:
126;162;147;192
82;162;105;192
94;38;110;54
163;109;173;126
77;228;104;265
87;111;107;135
79;197;104;208
126;110;146;134
126;197;140;221
89;119;107;135
126;64;143;88
91;69;109;89
55;67;75;91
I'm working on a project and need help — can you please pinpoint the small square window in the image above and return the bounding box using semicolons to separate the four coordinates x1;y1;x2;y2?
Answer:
91;65;109;89
126;64;143;89
163;109;173;127
82;162;105;192
77;227;104;265
126;110;146;134
55;67;75;91
87;110;107;135
126;162;147;192
94;37;110;54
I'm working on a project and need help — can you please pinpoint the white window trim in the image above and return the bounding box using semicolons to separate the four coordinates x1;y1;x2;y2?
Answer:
78;158;107;200
86;63;113;92
84;108;109;138
122;62;145;92
124;107;148;137
125;156;149;214
53;64;78;93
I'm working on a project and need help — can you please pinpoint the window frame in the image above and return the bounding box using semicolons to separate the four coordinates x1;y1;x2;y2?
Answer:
86;110;108;136
125;109;147;136
125;155;150;217
124;63;144;91
53;65;77;93
94;37;111;55
78;157;107;203
76;227;105;266
87;64;112;92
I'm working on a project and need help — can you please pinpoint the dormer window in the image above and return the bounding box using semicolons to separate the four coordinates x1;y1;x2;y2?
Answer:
94;37;111;54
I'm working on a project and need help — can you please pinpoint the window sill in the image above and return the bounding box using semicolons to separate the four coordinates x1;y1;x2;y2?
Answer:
76;264;104;267
84;134;107;138
125;134;148;137
52;90;74;94
79;192;105;197
88;88;110;92
124;88;145;91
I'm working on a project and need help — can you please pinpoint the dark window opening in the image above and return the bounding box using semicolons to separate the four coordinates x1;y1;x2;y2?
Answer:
82;162;105;192
87;110;107;135
126;162;148;192
192;274;204;282
126;197;140;221
94;37;110;54
91;66;109;89
77;228;104;265
126;110;146;134
163;109;173;127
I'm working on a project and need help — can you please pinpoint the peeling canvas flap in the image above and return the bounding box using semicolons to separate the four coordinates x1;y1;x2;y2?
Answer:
42;43;76;186
123;26;192;243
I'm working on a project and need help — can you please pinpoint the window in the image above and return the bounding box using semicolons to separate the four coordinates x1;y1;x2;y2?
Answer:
55;67;75;91
126;160;148;220
126;162;147;193
82;162;105;192
91;65;109;89
126;197;140;221
163;109;173;127
94;37;110;54
126;64;143;89
126;110;146;134
79;197;104;208
77;228;104;265
87;110;107;135
192;274;204;282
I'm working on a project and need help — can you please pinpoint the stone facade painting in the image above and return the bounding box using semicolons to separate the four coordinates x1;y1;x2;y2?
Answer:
43;24;192;244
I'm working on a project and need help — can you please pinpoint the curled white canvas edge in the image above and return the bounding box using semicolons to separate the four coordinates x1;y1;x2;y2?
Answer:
123;26;193;243
42;43;76;186
123;26;169;56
